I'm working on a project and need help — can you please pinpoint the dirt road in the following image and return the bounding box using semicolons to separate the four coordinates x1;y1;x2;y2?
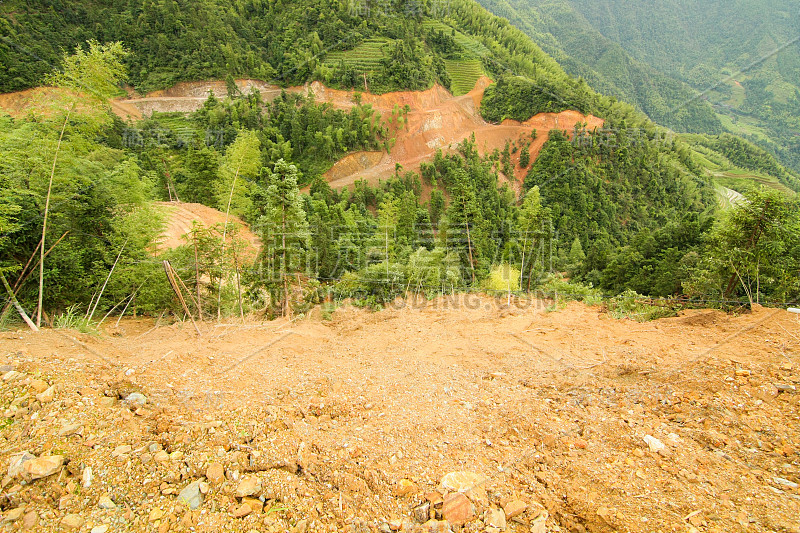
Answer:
0;298;798;532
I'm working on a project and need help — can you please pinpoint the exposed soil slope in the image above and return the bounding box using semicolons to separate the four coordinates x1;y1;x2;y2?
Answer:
155;202;260;258
1;78;603;194
0;299;798;532
306;78;603;192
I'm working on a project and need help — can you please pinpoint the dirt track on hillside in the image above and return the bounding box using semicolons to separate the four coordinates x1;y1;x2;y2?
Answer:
1;299;798;532
1;78;603;193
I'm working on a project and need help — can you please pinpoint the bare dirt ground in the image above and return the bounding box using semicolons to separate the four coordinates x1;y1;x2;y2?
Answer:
1;298;798;532
154;202;260;258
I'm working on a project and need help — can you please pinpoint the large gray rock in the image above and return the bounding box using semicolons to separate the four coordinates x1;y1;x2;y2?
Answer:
177;481;204;509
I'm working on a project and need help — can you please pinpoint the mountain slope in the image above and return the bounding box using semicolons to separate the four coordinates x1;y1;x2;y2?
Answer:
475;0;725;134
541;0;800;176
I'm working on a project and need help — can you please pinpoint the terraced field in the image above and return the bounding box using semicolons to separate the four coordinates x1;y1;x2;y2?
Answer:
325;39;393;73
422;20;491;57
713;169;796;196
444;59;484;95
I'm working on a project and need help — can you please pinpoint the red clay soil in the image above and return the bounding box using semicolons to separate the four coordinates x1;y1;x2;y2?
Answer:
154;202;260;260
2;78;603;195
308;78;603;193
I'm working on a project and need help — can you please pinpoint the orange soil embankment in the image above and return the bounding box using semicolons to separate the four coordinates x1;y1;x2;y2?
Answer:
308;77;603;193
1;78;604;196
154;202;260;259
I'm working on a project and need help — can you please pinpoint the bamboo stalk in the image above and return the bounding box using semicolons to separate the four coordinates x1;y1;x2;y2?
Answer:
87;239;127;323
232;236;244;322
0;231;69;322
1;272;38;331
38;107;72;327
193;230;203;320
217;158;244;320
115;292;136;328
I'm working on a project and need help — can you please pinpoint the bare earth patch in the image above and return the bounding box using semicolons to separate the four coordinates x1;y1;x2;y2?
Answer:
0;298;798;532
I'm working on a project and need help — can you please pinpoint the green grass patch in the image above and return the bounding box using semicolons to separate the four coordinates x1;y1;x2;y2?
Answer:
717;113;770;142
608;289;677;322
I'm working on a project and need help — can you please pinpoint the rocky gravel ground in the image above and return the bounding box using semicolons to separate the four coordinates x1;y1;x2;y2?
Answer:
0;299;798;532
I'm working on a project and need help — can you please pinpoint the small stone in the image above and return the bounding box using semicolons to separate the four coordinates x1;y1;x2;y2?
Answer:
170;450;184;461
82;467;93;488
59;423;83;437
36;385;55;403
757;383;779;402
91;526;109;533
125;392;147;407
394;479;418;497
442;492;473;526
29;379;48;393
413;502;431;523
773;477;799;490
2;507;24;523
643;435;665;453
61;514;85;529
99;396;116;407
242;497;263;513
153;450;169;462
112;445;132;458
233;503;252;518
177;481;204;509
149;508;165;522
422;519;452;533
485;508;506;530
596;506;614;524
7;451;34;478
21;511;37;529
206;462;225;484
440;471;487;493
425;491;444;506
98;495;117;509
2;370;22;382
22;455;64;481
503;500;527;520
235;476;262;498
530;509;548;533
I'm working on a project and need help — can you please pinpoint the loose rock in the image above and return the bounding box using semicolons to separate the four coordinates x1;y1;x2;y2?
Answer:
503;500;527;520
442;492;473;526
235;475;262;498
177;480;204;509
60;514;85;530
206;461;225;484
22;455;64;481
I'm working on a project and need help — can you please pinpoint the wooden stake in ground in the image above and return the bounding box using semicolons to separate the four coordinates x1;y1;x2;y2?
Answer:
162;260;201;335
37;107;72;327
1;272;38;331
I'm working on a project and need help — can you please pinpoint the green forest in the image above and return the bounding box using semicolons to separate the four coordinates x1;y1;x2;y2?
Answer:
1;1;799;328
475;0;800;180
